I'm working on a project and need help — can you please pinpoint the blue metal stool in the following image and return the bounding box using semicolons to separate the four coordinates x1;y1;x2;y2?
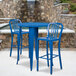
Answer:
37;23;63;74
9;19;29;64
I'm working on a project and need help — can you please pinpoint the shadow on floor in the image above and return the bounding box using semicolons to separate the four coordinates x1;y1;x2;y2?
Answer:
40;67;61;73
11;55;29;59
18;60;47;68
18;59;61;74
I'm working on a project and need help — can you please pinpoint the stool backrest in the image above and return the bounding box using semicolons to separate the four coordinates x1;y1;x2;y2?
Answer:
47;23;63;40
9;19;22;33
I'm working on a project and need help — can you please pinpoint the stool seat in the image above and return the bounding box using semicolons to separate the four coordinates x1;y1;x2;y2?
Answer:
38;37;59;41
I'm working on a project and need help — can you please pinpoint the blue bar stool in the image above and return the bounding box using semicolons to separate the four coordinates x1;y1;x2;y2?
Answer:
37;23;63;74
9;19;29;64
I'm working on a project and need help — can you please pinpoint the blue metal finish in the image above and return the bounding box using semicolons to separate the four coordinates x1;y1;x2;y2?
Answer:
18;22;49;71
49;41;53;74
39;54;59;59
18;22;49;27
10;34;13;57
20;34;23;54
29;27;39;70
34;28;38;60
9;19;29;64
29;27;35;71
36;23;63;74
17;33;20;64
58;41;62;69
18;22;63;74
37;39;39;71
46;41;49;67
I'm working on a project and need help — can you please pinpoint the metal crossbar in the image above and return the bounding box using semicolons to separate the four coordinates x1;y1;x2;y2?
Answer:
39;54;59;60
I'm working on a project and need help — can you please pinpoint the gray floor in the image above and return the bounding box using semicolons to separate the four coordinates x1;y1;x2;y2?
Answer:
0;48;76;76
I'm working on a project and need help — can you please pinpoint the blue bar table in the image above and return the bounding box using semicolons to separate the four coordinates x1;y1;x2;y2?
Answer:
18;22;49;71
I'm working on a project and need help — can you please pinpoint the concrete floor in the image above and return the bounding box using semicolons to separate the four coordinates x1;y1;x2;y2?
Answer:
0;48;76;76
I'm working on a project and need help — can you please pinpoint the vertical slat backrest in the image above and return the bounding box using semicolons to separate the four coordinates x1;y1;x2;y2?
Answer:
47;23;63;39
9;19;22;33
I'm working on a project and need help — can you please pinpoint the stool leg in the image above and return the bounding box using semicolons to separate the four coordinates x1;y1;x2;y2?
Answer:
17;34;20;64
49;41;53;74
20;34;22;55
10;34;13;57
35;28;38;60
58;41;62;69
37;40;39;71
46;41;49;67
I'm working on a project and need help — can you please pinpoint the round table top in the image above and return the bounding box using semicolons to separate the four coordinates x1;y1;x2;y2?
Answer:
18;22;49;27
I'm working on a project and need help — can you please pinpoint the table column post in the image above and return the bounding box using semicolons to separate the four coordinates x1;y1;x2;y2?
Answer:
29;27;35;71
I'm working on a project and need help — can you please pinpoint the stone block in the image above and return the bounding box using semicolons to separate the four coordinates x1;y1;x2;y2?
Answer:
0;35;6;40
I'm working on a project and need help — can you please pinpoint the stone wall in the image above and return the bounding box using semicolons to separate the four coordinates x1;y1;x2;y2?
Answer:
60;14;76;30
0;34;29;48
52;3;76;30
0;0;54;22
0;0;76;27
0;33;76;49
0;0;16;18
